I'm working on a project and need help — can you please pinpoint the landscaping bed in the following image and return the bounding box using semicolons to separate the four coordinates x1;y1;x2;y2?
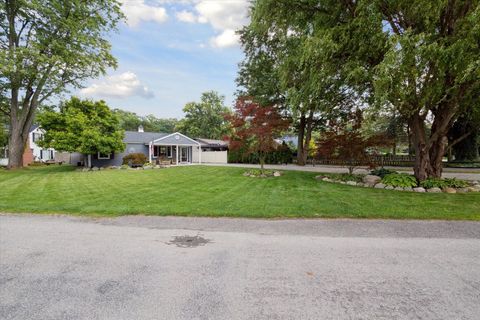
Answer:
316;169;480;194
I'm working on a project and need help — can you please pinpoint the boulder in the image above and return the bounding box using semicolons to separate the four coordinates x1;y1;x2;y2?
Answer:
374;183;386;189
471;185;480;191
456;187;469;193
357;182;365;187
154;165;161;169
427;187;442;193
467;187;480;192
91;167;99;171
403;187;413;192
471;180;479;185
385;185;394;190
394;187;404;191
443;187;456;194
273;171;281;177
363;175;381;185
82;168;90;172
413;187;426;193
346;181;357;186
99;167;105;170
143;165;153;170
340;181;347;185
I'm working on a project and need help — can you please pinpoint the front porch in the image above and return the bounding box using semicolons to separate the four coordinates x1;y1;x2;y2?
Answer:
148;133;202;165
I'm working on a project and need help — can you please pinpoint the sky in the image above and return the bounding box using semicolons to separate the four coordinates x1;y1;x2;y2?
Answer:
77;0;251;119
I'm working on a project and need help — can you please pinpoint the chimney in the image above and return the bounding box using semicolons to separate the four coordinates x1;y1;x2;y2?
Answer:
138;125;144;133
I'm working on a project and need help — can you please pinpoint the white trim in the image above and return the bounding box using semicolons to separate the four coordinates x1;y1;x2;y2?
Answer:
148;142;152;163
97;152;111;160
152;132;201;146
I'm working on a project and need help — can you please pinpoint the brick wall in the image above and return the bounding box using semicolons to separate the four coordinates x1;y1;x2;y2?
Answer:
23;140;34;166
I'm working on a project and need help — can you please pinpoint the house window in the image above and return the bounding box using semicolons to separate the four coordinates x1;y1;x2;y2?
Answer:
98;152;111;159
33;133;43;142
154;146;168;157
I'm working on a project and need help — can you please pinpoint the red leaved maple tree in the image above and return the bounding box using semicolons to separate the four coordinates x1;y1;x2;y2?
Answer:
316;110;390;174
226;97;290;172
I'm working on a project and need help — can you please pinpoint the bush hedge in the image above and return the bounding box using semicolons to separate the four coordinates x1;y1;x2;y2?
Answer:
382;174;418;188
122;153;147;166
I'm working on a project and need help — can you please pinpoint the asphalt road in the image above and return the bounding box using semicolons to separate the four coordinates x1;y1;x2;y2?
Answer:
1;214;479;320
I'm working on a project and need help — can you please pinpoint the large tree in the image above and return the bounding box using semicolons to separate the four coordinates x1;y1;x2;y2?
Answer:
37;97;124;167
243;0;480;180
374;0;480;180
238;0;378;166
1;0;123;168
176;91;232;139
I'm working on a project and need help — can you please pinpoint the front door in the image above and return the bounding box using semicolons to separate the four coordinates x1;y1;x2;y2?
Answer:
181;147;189;163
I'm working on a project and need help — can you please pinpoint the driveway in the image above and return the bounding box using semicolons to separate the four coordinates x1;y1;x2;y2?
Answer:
203;163;480;181
1;214;479;320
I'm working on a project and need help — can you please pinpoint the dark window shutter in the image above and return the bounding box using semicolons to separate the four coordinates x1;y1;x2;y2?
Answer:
93;153;98;160
40;150;43;159
111;152;115;159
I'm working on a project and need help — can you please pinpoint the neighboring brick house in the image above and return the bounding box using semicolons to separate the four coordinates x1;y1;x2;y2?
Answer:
18;125;56;166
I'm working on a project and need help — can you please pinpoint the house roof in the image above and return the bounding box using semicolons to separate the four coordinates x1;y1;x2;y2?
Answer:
124;131;169;144
195;138;229;147
29;124;40;132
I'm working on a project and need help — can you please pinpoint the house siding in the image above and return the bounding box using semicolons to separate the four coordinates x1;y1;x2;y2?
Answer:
155;134;198;145
91;143;148;167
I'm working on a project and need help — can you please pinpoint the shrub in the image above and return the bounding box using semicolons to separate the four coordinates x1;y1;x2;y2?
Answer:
444;178;469;188
370;168;397;178
122;153;147;166
382;174;418;188
420;178;448;189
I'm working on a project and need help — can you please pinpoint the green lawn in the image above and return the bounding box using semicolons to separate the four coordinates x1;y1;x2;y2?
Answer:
0;165;479;220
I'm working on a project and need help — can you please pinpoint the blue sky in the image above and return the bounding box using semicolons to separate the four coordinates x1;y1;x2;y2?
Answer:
77;0;250;118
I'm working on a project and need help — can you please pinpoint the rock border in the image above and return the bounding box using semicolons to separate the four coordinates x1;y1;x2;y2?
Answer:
316;174;480;194
243;170;283;178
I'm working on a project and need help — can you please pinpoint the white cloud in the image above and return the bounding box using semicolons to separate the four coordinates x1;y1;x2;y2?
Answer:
175;0;249;48
176;10;196;23
210;29;240;48
122;0;168;27
81;72;154;99
195;1;249;31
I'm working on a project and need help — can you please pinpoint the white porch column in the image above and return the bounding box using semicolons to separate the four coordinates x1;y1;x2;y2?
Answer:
148;142;152;163
198;145;202;164
176;145;179;165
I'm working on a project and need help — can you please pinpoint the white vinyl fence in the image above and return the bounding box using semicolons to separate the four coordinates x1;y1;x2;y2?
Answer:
200;151;228;164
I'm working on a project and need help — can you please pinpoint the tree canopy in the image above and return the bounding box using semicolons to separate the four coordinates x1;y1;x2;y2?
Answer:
37;97;124;158
176;91;232;140
112;109;178;133
227;97;290;171
1;0;123;168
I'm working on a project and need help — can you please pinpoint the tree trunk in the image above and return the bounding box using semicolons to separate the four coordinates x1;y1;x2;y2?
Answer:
409;103;455;180
296;113;306;166
409;114;430;181
259;154;265;173
7;97;33;169
7;129;25;169
302;110;314;165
